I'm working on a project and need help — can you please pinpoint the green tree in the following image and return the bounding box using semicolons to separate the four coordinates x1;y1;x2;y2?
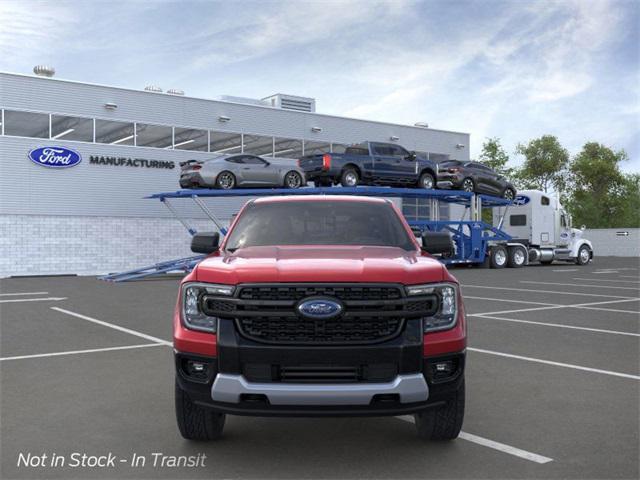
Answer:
565;142;638;228
479;137;513;177
516;135;569;193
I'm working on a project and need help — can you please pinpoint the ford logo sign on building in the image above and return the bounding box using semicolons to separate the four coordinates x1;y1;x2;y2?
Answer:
297;298;343;319
28;146;82;168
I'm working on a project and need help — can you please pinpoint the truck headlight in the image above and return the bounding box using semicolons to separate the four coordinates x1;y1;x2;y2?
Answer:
407;283;458;333
181;283;234;333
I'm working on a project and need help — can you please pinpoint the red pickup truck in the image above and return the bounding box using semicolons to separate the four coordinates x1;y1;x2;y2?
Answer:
173;196;466;440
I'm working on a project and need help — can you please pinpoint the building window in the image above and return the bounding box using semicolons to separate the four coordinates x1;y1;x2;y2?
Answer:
173;127;208;151
403;199;430;221
273;137;303;159
3;110;49;138
95;119;135;145
135;123;173;148
50;114;93;142
210;131;243;154
304;140;331;155
243;134;274;156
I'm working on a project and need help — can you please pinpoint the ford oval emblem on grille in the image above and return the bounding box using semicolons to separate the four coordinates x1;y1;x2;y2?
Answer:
297;297;343;319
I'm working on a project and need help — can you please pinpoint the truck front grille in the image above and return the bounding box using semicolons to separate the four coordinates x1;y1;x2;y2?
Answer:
201;283;438;345
237;316;403;344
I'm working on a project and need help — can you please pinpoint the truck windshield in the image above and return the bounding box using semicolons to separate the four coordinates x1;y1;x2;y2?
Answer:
225;200;416;251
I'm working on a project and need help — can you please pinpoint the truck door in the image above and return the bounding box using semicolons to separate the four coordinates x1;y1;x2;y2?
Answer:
371;143;397;181
239;155;273;185
558;211;571;246
389;144;417;183
538;195;554;246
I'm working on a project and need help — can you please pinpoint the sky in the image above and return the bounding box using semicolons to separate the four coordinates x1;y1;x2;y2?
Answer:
1;0;638;172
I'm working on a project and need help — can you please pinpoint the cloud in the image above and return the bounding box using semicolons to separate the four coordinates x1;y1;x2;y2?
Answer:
0;0;77;64
188;0;411;70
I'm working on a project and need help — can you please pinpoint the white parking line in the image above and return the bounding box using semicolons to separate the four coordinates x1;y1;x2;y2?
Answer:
470;314;640;337
573;278;640;284
0;292;49;296
397;416;553;464
0;297;67;304
462;284;636;299
468;347;640;380
464;296;560;307
51;307;172;346
552;269;579;272
621;275;640;279
471;298;640;316
520;281;640;291
0;343;165;362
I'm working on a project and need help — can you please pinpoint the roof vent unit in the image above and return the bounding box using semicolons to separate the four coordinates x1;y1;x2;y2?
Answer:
144;85;163;93
33;65;55;77
262;94;316;113
167;89;184;96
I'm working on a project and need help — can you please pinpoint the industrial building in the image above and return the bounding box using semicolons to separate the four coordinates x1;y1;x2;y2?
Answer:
0;69;470;277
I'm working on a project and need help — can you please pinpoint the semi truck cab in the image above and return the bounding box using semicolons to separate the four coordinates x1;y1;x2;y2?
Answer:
494;189;593;265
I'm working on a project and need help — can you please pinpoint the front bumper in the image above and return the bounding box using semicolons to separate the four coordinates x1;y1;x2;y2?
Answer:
211;372;428;405
175;344;465;417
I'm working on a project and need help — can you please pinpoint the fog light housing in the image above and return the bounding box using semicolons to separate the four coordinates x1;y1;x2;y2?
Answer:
427;358;459;382
182;359;210;381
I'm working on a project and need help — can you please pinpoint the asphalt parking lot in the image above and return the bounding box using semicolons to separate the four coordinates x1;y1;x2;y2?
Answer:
1;256;638;479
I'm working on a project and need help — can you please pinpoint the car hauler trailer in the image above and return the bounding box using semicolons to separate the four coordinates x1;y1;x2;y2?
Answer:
100;186;593;282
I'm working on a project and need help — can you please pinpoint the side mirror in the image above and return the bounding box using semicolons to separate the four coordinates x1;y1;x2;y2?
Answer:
407;151;417;161
421;231;454;256
191;232;220;254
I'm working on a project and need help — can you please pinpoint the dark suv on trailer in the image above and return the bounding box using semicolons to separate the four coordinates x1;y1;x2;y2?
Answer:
173;196;466;441
437;160;516;199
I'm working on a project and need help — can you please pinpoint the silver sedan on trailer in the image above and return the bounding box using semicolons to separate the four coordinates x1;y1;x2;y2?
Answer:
179;154;306;189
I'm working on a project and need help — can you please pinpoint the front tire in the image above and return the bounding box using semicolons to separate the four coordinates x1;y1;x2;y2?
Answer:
415;379;465;441
576;245;591;265
340;168;359;187
175;379;225;441
216;171;236;190
418;172;435;190
284;171;303;189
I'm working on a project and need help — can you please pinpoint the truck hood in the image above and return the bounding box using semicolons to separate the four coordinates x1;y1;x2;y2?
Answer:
194;245;446;284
